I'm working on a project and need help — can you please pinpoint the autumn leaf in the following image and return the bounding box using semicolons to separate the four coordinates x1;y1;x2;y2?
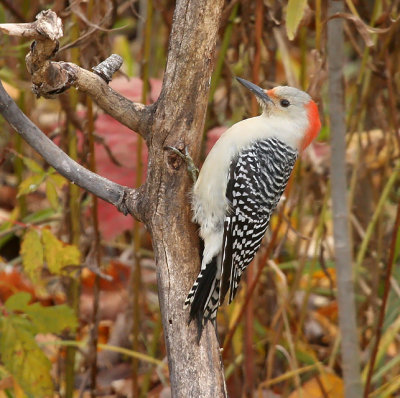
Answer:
288;373;344;398
48;172;67;189
0;315;53;398
286;0;307;40
45;180;60;210
4;291;33;313
22;157;44;174
20;228;43;283
5;292;77;334
41;228;81;274
17;174;45;197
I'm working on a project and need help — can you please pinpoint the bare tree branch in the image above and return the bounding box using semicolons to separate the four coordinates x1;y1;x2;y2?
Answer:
92;54;123;83
0;9;62;39
0;80;143;221
0;10;152;138
73;65;152;137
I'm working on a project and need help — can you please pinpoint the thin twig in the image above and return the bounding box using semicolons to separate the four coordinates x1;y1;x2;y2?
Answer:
86;93;102;397
132;0;153;395
363;200;400;397
244;1;263;392
355;163;400;269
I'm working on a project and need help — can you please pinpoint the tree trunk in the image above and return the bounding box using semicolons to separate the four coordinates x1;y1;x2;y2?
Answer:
0;0;227;396
141;0;227;396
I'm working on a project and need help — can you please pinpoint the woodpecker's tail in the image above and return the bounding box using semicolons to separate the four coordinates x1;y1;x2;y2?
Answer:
184;256;220;341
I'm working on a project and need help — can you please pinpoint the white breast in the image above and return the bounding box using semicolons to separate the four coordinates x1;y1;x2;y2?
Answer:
191;114;306;243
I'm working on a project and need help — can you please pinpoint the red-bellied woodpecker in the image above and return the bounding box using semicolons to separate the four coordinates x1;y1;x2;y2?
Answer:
183;77;321;339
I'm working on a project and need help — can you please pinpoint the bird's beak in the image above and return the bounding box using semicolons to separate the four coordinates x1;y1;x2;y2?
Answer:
236;77;273;104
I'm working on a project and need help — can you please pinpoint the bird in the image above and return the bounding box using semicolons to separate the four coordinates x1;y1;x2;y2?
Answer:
183;77;321;340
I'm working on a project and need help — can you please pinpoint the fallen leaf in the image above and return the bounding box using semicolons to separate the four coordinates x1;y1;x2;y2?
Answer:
289;373;344;397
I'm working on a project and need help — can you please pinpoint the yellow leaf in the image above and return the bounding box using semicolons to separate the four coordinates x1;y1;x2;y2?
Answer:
0;316;53;398
22;157;44;174
286;0;308;40
289;373;344;398
17;174;45;197
45;181;59;210
42;229;80;274
48;173;67;189
20;229;43;283
13;381;28;398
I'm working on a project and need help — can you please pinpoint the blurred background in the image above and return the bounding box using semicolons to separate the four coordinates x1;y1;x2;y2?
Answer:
0;0;399;397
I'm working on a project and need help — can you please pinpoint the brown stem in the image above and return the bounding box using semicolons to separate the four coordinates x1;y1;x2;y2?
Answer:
363;200;400;396
85;96;102;397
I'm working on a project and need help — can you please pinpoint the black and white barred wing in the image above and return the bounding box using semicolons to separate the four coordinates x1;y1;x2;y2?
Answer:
219;138;298;305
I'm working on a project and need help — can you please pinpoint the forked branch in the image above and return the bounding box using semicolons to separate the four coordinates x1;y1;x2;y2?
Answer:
0;9;152;138
0;80;144;221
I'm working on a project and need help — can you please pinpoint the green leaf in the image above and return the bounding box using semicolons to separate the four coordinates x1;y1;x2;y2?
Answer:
20;229;44;283
23;208;55;224
0;315;53;398
4;292;31;312
286;0;308;40
5;292;77;334
42;229;81;274
17;174;45;197
45;181;59;210
24;303;78;334
22;157;44;174
48;173;67;189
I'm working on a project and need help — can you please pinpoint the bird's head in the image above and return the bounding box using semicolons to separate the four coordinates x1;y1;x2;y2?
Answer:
236;77;321;151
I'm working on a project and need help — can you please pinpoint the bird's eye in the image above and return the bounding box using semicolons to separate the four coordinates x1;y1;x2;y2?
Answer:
280;99;290;107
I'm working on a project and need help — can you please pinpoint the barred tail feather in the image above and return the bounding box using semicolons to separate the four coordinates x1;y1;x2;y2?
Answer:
184;256;219;341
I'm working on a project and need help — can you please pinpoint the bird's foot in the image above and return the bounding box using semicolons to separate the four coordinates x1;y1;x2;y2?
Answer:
165;146;199;183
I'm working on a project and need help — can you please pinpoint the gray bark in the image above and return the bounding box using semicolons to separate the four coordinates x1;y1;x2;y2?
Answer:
0;83;141;218
143;1;227;395
327;1;363;397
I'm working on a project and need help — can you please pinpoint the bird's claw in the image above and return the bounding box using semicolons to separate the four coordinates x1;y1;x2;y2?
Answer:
165;146;199;183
